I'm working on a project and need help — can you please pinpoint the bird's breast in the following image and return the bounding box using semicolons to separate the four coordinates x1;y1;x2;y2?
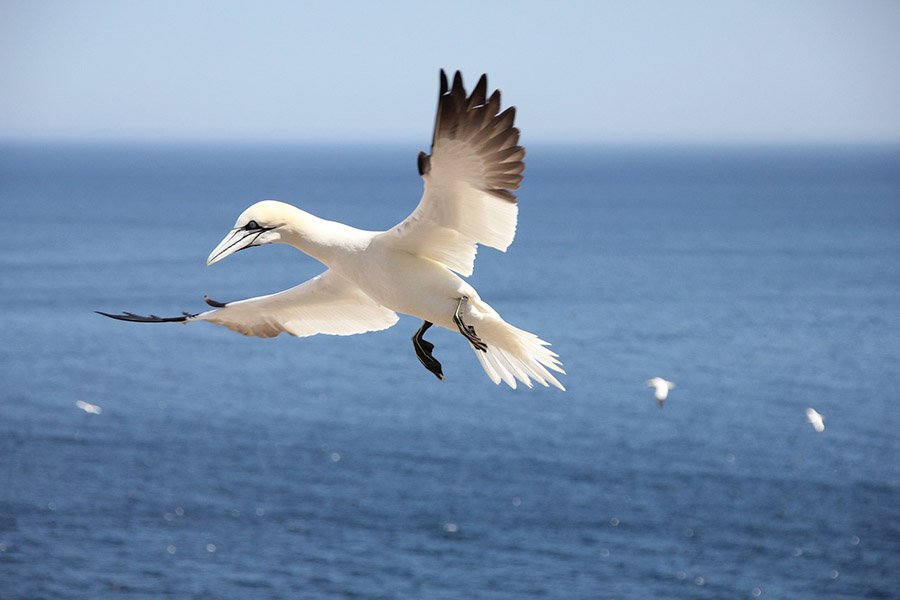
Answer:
334;244;471;328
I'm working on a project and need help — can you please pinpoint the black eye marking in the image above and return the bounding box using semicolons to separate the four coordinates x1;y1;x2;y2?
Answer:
244;220;260;230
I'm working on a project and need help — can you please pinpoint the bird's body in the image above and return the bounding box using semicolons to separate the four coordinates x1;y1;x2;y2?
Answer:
99;71;565;390
333;230;476;331
646;377;675;407
226;201;480;333
75;400;103;415
805;407;825;432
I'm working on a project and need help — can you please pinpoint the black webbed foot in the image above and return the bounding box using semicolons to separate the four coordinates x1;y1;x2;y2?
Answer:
412;321;444;380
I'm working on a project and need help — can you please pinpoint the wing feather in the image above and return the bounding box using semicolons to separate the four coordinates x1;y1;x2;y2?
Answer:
195;270;398;338
379;70;523;277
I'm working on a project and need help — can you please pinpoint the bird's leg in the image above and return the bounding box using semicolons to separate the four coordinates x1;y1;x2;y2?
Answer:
453;296;488;352
412;321;444;380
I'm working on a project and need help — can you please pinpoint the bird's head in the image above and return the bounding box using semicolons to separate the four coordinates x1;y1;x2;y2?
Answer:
207;200;290;266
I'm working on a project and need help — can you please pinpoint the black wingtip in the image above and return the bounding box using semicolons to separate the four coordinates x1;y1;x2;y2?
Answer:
95;310;195;323
469;74;488;108
203;295;228;308
452;70;464;93
417;151;431;176
439;69;448;95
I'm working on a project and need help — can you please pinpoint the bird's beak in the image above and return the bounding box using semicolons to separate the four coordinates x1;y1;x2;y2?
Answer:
207;228;259;266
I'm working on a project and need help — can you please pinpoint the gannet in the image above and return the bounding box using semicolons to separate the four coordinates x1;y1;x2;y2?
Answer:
646;377;675;407
98;70;565;390
805;407;825;432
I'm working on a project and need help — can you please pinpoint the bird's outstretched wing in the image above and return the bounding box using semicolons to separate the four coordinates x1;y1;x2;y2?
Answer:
97;270;399;338
378;69;523;276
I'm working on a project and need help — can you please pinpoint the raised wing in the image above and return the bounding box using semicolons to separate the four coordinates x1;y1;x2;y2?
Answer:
97;270;399;338
379;70;524;276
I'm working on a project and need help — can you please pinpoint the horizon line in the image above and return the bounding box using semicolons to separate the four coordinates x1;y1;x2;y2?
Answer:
2;135;900;149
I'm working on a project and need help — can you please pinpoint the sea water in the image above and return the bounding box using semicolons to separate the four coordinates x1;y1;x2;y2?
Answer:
0;143;898;598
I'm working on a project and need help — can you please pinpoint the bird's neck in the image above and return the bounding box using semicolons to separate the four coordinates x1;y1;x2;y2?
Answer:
278;205;371;267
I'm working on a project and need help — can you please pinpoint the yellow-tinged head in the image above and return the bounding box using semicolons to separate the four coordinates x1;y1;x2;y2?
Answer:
206;200;294;266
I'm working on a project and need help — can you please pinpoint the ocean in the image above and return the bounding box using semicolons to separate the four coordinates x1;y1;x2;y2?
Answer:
0;142;898;598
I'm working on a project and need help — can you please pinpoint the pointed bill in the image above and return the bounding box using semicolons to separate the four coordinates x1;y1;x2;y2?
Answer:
207;229;258;266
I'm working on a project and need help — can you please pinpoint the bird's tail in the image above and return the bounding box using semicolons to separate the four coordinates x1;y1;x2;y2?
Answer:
467;301;565;391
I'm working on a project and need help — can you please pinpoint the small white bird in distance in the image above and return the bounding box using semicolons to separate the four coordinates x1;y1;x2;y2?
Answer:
75;400;102;415
646;377;675;407
805;407;825;432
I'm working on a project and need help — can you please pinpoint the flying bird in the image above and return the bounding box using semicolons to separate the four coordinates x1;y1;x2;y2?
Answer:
646;377;675;407
805;407;825;432
75;400;103;415
98;70;565;390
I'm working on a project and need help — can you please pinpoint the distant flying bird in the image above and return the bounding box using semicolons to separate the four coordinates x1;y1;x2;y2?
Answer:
805;407;825;432
97;70;564;390
646;377;675;407
75;400;102;415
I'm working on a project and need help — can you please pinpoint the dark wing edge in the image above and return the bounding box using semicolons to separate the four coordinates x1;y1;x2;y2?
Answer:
95;295;227;323
95;310;196;323
418;69;525;203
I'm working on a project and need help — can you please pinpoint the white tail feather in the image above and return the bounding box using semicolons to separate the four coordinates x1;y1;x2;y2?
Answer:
469;312;565;391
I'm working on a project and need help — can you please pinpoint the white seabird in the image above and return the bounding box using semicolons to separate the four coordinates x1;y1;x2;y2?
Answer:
805;407;825;432
75;400;103;415
646;377;675;407
98;70;565;390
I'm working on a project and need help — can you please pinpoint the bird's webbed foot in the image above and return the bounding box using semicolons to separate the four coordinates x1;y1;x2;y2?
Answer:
412;321;444;380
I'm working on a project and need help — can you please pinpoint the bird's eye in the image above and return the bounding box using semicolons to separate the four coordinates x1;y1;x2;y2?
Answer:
245;220;260;230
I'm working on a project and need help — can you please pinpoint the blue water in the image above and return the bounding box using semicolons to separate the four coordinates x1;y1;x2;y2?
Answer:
1;142;898;598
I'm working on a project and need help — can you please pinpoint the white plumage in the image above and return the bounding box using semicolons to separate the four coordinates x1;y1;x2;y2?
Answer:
197;270;399;338
75;400;103;415
99;71;565;391
805;407;825;432
646;377;675;407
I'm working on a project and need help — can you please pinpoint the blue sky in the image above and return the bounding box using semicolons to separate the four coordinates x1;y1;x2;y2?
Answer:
2;0;899;143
